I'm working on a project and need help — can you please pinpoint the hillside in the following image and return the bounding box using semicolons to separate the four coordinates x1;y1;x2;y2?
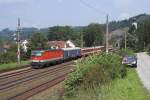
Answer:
109;14;150;32
0;27;45;41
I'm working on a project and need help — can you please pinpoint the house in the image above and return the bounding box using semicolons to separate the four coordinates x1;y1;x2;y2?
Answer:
0;42;11;53
0;48;7;53
47;40;76;49
47;41;67;49
3;42;11;49
20;40;28;52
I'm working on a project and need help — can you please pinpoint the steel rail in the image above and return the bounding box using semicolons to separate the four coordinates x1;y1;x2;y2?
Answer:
0;62;73;91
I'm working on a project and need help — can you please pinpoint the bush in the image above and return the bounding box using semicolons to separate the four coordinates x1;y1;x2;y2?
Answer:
117;48;135;57
145;44;150;55
82;65;111;85
65;53;126;96
0;52;17;64
0;44;29;64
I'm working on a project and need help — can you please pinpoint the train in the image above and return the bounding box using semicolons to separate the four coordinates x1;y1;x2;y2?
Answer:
30;46;104;68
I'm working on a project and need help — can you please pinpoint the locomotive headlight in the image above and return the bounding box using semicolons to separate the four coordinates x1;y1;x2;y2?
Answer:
132;61;136;64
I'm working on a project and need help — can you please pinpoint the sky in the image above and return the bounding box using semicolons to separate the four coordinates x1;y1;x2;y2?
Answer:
0;0;150;30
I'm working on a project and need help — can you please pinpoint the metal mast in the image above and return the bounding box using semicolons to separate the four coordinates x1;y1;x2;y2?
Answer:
17;18;21;64
125;32;127;50
81;32;83;48
106;15;109;53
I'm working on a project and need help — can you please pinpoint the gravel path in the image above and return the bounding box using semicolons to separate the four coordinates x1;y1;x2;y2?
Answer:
137;52;150;92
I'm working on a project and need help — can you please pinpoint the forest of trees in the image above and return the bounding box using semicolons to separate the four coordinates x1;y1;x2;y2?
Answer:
127;19;150;51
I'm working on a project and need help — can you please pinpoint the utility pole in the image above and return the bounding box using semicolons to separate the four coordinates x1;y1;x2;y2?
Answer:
106;14;109;53
17;18;21;64
123;27;129;50
125;32;127;50
80;32;83;48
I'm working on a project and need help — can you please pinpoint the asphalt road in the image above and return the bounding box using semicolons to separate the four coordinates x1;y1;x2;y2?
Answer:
137;52;150;92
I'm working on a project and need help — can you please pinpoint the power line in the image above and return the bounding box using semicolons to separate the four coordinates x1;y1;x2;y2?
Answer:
79;0;109;53
79;0;106;15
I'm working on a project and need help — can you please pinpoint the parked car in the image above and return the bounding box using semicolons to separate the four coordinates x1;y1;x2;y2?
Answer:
122;55;137;67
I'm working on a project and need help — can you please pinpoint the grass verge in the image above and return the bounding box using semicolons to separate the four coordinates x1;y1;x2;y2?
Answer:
0;61;30;72
65;68;150;100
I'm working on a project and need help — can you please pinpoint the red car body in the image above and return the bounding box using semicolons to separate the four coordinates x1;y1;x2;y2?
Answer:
81;46;103;56
31;50;63;68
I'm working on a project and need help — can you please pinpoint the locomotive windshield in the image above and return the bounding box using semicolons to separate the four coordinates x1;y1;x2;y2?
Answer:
31;51;43;56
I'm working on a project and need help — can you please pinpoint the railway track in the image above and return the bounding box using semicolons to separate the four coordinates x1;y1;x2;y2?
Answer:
0;61;74;100
0;62;73;84
0;67;33;80
8;73;69;100
0;62;73;90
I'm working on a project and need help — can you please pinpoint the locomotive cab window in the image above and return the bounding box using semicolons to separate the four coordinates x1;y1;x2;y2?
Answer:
31;51;43;56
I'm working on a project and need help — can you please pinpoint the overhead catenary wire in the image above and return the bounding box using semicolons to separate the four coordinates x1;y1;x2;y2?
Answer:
79;0;106;15
79;0;109;53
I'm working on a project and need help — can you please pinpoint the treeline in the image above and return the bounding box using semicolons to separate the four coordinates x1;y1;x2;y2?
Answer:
47;23;104;47
28;23;104;51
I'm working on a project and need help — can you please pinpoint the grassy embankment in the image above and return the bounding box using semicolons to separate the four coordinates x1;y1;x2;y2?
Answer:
64;50;150;100
0;61;29;72
65;68;150;100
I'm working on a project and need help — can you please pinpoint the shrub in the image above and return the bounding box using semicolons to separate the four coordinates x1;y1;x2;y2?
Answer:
0;51;17;64
119;65;127;78
82;65;111;85
117;48;135;57
145;44;150;55
65;52;126;96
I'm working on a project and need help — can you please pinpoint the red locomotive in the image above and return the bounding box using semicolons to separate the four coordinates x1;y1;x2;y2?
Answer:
31;50;63;68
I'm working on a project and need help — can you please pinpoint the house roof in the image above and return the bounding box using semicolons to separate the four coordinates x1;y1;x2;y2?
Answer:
47;41;66;48
3;43;11;49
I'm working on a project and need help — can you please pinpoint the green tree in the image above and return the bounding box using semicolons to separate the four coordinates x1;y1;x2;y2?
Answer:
0;43;17;64
126;20;150;51
83;23;104;47
48;26;75;41
48;26;81;47
119;19;150;52
137;20;150;51
0;39;3;47
29;32;49;50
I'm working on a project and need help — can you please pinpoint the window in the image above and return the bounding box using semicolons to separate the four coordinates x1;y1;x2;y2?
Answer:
31;51;43;56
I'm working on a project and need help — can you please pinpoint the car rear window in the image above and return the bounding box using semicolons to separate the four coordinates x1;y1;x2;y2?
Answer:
127;56;136;61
